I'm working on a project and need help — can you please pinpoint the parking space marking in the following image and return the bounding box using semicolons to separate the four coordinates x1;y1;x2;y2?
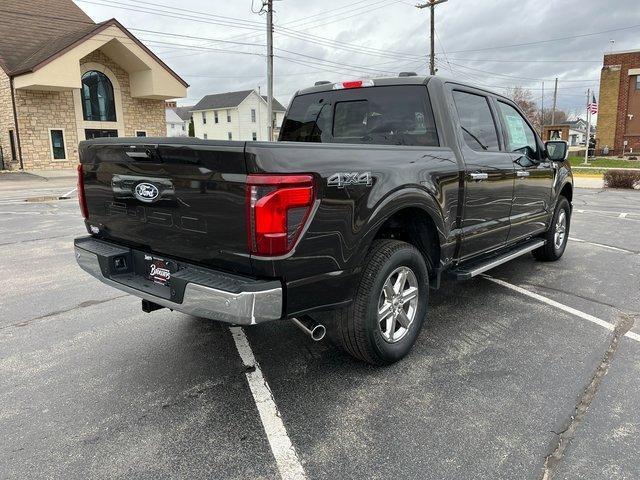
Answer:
60;187;77;199
569;237;639;255
229;327;307;480
574;209;640;221
483;276;640;343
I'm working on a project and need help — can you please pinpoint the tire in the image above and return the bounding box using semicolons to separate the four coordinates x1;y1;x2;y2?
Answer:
532;196;571;261
330;239;430;365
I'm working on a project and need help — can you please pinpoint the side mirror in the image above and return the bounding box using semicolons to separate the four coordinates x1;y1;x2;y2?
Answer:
545;140;568;162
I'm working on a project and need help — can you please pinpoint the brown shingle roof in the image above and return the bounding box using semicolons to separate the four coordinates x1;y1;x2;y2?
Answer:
0;0;95;74
0;0;188;88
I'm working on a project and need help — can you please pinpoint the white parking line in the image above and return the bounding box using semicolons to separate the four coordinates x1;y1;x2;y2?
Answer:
483;276;640;343
229;326;307;480
61;187;77;198
569;237;638;255
574;208;638;219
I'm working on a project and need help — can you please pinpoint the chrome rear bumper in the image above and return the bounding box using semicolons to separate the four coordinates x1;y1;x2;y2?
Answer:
74;236;282;325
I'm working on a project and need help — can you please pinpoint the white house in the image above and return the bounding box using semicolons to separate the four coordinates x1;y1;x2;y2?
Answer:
165;108;187;137
191;89;286;141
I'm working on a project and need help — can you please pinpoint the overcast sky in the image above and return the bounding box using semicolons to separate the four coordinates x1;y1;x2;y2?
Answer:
75;0;640;119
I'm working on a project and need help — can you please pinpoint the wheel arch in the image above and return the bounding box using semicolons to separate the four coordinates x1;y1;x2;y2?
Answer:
354;188;447;278
559;181;573;204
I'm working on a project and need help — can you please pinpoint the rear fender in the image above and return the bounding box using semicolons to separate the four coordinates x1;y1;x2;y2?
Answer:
354;188;449;269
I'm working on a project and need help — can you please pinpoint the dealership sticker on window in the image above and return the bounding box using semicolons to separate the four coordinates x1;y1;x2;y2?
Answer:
505;115;528;149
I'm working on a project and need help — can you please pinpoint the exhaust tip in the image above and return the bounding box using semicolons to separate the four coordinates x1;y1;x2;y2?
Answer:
311;324;326;341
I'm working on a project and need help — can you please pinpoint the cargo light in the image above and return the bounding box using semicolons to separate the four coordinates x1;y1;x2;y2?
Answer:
246;174;315;256
77;164;89;220
332;79;374;90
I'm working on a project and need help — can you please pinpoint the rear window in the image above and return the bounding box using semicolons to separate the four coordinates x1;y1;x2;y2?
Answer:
279;85;438;146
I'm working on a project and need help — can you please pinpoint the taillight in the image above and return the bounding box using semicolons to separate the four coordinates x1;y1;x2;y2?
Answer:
246;174;315;256
77;164;89;220
332;79;374;90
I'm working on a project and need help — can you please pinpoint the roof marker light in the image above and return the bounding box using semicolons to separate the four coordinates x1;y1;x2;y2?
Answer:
332;79;374;90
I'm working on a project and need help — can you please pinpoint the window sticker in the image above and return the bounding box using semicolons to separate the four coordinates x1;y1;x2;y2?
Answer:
505;114;528;149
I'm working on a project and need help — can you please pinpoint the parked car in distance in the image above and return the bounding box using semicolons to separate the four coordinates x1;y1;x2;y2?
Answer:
74;74;572;365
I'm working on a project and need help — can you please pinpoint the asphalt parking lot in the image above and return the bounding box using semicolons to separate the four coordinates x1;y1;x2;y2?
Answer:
1;173;639;480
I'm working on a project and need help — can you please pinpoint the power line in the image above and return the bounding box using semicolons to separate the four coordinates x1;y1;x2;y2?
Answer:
446;57;601;63
441;23;640;54
277;0;373;27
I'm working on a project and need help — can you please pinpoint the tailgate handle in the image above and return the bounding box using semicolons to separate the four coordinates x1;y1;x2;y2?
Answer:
125;145;160;161
125;150;154;159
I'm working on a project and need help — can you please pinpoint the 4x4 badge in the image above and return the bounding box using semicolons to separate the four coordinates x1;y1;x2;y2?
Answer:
328;172;372;188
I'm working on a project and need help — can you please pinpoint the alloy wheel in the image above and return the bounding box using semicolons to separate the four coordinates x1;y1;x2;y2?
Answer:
377;266;419;343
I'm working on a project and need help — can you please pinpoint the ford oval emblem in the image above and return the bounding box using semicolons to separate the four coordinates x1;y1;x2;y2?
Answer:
134;182;159;202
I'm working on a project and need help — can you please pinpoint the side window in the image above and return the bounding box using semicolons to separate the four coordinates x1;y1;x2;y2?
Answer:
496;101;538;158
452;91;500;152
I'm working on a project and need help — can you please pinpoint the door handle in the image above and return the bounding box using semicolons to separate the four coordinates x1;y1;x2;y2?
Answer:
469;172;488;181
516;170;530;178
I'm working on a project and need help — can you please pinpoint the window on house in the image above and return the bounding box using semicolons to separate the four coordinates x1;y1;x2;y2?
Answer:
636;75;640;90
227;110;231;122
8;130;16;161
228;132;232;140
171;124;175;130
252;132;257;141
182;124;185;131
251;108;256;123
214;111;219;123
203;133;208;139
81;71;116;122
136;131;147;137
202;111;207;124
50;130;66;160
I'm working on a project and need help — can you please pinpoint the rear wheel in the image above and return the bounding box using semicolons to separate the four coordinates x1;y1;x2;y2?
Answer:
533;196;571;261
330;239;429;365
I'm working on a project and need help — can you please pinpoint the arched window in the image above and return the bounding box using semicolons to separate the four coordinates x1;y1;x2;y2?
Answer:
81;70;116;122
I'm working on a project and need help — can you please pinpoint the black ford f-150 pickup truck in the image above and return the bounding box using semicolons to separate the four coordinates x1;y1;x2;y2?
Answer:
74;75;572;365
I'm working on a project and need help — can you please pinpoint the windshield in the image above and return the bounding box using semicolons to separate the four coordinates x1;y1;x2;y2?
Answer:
279;85;438;146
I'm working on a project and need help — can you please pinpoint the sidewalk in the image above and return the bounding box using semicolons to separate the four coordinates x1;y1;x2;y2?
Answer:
573;175;604;189
25;169;77;180
0;169;76;181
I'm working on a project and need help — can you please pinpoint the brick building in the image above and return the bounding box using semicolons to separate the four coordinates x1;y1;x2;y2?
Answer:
0;0;188;170
597;50;640;154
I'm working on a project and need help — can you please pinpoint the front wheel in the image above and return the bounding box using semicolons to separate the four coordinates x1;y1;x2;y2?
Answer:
330;239;430;365
533;196;571;261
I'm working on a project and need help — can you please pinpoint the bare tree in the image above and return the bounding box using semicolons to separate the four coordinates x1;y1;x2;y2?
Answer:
504;86;568;132
505;86;538;122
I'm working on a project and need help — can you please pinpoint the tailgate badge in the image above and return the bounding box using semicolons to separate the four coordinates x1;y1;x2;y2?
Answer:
134;182;160;203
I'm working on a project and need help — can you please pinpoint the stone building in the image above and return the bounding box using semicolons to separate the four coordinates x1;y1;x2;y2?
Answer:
0;0;187;170
597;49;640;155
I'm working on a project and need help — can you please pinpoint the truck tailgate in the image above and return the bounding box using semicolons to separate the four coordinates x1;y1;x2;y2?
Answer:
79;139;251;274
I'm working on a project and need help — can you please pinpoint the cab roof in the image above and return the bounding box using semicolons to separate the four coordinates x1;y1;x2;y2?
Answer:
293;75;503;100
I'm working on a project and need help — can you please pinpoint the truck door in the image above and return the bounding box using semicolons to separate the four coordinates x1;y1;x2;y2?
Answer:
494;100;554;243
451;89;515;261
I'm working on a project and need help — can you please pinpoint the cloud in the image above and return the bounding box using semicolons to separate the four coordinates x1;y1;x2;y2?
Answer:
76;0;640;117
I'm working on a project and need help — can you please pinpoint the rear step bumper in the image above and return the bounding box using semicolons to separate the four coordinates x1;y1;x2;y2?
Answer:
74;236;282;325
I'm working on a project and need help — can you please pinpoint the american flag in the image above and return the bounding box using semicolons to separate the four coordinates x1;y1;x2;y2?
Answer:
588;93;598;114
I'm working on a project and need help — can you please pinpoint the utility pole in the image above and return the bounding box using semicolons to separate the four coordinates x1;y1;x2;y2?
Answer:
416;0;448;76
583;88;591;165
551;77;558;125
266;0;274;141
540;81;544;135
